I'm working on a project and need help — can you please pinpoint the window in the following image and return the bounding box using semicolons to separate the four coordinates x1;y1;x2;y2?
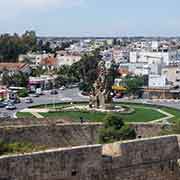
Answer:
71;170;77;176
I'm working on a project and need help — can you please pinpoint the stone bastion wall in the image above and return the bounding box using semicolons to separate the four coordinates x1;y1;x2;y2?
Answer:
0;135;179;180
0;123;102;148
0;117;165;149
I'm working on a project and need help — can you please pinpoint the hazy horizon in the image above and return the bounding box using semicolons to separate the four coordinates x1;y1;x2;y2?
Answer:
1;0;180;37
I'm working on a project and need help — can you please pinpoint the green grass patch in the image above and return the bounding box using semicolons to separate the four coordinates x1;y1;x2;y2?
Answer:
120;107;165;122
40;105;166;123
160;107;180;122
117;102;180;122
18;102;180;123
16;112;35;118
41;111;106;122
29;102;87;109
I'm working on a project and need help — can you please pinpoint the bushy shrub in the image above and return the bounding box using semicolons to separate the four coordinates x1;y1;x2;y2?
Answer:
99;114;136;144
18;88;28;97
79;82;92;93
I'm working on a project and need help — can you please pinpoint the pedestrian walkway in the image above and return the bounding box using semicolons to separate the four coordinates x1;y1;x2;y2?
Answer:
20;108;49;113
148;108;174;123
31;112;44;118
20;108;49;118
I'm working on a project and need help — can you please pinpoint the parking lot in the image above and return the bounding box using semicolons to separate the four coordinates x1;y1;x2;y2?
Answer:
0;88;89;118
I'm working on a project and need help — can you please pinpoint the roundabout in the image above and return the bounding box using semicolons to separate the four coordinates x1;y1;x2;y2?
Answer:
16;101;177;123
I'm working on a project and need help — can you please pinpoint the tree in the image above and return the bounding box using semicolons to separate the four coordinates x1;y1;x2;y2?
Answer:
71;50;102;92
18;88;28;97
55;65;79;87
42;41;52;53
31;66;47;77
121;76;144;96
2;71;28;87
59;42;71;50
0;31;38;62
99;114;136;143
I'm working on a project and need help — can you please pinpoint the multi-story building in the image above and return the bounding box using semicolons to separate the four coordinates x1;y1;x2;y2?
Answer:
112;48;129;64
130;51;177;65
56;52;81;66
148;75;166;88
119;63;161;76
162;65;180;86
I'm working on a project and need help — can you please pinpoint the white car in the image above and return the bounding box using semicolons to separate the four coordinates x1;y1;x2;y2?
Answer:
59;86;65;90
25;97;33;103
6;104;16;110
30;93;39;97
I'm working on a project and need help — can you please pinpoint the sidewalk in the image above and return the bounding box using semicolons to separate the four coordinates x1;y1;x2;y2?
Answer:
20;108;49;118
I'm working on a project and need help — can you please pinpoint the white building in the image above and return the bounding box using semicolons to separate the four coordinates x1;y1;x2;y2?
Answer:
119;62;162;76
19;53;52;65
56;52;81;66
162;65;180;86
151;41;159;51
130;51;177;65
148;75;166;88
112;48;129;64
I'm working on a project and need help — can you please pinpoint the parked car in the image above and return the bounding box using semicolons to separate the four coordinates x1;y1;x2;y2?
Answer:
3;100;10;106
6;104;16;110
0;102;5;108
30;93;39;97
114;93;123;99
9;98;21;104
59;86;65;90
81;91;89;96
50;89;58;95
25;97;33;103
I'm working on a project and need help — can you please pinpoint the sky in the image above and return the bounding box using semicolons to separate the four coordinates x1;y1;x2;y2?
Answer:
0;0;180;36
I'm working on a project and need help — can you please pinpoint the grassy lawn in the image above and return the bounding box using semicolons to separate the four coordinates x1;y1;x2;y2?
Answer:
41;111;106;122
120;107;165;122
117;102;180;122
18;102;180;123
40;105;166;122
160;107;180;122
30;102;87;109
16;112;35;118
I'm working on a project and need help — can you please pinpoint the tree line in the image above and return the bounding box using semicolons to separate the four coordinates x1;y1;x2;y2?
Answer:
0;31;37;62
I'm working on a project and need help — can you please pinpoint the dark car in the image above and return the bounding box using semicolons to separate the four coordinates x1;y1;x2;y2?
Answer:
0;102;5;108
9;98;21;104
50;89;58;95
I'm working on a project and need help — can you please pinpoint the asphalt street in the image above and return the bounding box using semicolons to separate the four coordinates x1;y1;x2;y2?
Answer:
0;88;89;118
1;87;180;118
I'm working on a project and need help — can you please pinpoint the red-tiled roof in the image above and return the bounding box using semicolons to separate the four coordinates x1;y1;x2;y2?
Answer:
41;56;57;65
0;63;28;71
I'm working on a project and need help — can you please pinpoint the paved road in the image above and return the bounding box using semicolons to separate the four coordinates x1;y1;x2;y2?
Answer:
0;88;89;118
1;87;180;118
